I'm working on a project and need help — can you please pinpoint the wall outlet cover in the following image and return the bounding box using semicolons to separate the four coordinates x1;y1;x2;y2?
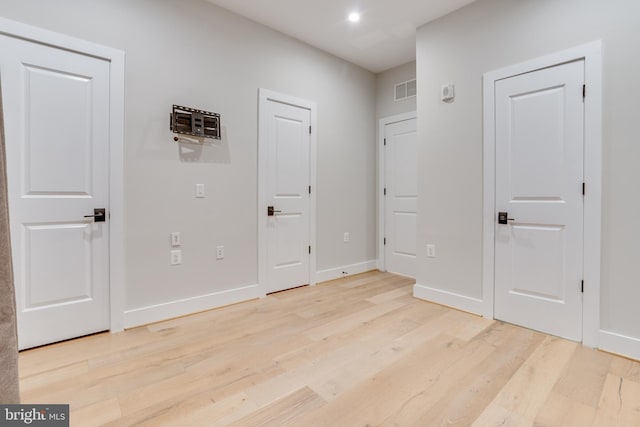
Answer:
427;244;436;258
170;249;182;265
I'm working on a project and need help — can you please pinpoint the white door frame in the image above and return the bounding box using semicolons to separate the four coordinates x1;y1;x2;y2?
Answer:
482;41;602;347
257;89;317;296
377;111;417;271
0;17;126;332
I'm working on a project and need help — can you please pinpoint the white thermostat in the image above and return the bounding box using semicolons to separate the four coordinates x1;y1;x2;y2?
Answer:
441;84;455;102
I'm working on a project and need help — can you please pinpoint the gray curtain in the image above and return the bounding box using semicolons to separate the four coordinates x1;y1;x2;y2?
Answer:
0;80;20;403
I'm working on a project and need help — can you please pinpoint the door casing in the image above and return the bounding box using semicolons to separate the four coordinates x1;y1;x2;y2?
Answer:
377;111;417;272
257;89;317;296
0;17;126;332
482;41;602;347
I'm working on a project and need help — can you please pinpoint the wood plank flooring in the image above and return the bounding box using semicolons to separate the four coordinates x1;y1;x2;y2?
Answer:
18;271;640;426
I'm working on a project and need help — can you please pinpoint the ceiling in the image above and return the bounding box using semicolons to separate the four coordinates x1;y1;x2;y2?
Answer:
205;0;476;73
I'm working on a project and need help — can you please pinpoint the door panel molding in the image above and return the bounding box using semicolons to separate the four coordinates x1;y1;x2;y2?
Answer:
0;17;126;333
258;89;317;296
482;41;602;347
377;111;416;273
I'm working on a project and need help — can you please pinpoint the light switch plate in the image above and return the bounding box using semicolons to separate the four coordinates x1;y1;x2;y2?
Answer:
170;232;181;247
195;184;205;198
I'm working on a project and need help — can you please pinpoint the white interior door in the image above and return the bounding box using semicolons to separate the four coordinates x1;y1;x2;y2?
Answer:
494;60;584;341
384;117;417;278
1;34;110;349
264;99;311;293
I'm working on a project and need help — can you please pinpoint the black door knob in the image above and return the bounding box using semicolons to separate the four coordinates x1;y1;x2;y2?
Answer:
84;208;106;222
498;212;514;224
267;206;282;217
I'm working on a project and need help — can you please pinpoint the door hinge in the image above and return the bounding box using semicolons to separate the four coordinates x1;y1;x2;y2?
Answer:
384;188;387;196
384;237;386;245
581;280;584;293
582;84;586;100
582;182;586;196
384;138;386;146
308;245;311;254
309;125;312;134
308;185;311;195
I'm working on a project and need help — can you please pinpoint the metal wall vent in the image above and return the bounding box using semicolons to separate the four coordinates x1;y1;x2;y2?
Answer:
170;105;221;139
394;79;417;101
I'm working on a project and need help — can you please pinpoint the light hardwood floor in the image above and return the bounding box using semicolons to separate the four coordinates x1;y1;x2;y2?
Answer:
19;271;640;426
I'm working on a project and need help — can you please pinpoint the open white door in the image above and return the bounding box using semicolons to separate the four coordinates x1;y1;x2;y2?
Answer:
1;34;111;349
260;93;313;294
494;60;584;341
384;117;417;278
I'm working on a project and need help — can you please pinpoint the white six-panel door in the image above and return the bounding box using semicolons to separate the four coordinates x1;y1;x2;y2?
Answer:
384;118;417;278
264;99;311;293
1;34;111;349
494;60;584;341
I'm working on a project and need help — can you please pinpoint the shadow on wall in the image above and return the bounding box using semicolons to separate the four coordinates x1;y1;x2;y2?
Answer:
177;125;231;163
137;117;231;164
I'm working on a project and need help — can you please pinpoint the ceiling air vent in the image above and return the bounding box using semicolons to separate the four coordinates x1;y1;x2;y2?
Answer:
394;79;417;101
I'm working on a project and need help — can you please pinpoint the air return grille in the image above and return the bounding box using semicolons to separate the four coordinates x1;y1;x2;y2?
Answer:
394;79;417;101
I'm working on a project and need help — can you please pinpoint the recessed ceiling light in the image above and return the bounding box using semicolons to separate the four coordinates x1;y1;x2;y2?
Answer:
348;12;360;23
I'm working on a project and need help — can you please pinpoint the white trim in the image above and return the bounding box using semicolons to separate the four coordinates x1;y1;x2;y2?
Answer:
124;285;260;329
316;260;378;284
482;41;603;344
0;18;126;333
581;43;604;348
414;284;485;315
258;89;317;297
599;330;640;362
107;43;126;333
377;111;417;271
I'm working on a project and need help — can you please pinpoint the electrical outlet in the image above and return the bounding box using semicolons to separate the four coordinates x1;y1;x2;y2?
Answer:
195;184;205;198
170;232;181;247
170;249;182;265
216;245;224;260
343;232;350;243
427;244;436;258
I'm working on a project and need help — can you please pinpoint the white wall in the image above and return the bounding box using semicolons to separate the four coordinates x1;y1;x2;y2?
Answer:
376;61;417;120
416;0;640;354
0;0;377;325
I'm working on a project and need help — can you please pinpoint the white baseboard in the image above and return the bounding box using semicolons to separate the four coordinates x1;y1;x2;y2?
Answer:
413;284;487;317
599;330;640;361
124;284;260;329
316;260;378;284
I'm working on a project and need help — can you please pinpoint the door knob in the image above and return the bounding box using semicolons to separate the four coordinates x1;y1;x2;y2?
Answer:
498;212;514;224
267;206;282;217
84;208;106;222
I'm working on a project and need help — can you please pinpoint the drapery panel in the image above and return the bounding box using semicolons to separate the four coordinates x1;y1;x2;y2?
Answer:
0;80;20;404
